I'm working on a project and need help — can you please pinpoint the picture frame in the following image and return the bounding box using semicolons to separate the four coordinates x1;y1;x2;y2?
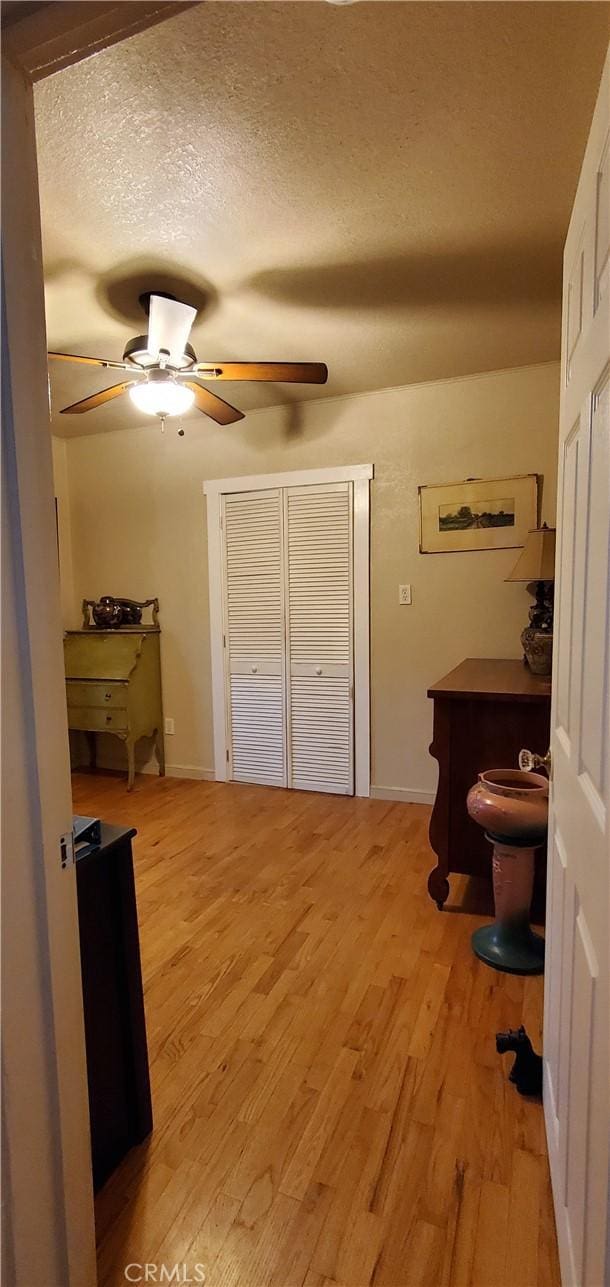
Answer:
418;473;538;554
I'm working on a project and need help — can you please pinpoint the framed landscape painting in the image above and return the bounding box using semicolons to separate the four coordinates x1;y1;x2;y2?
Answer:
419;474;538;554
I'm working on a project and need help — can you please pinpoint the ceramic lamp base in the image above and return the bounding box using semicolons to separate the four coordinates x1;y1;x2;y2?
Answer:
521;626;553;676
471;920;545;975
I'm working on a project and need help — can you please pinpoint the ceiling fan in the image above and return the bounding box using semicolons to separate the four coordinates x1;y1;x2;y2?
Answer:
48;293;328;427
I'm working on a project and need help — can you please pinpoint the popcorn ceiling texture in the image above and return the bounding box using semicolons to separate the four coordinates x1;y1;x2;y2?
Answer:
35;1;608;438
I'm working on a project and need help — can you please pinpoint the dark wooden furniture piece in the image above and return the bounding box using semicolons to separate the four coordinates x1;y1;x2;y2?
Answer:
427;658;551;910
76;823;152;1191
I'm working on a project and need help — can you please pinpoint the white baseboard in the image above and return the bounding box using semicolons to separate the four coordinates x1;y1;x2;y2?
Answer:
74;751;216;782
73;755;431;800
141;762;216;781
370;784;435;806
164;756;216;777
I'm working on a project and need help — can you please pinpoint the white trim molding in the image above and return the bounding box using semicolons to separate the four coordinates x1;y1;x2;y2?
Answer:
163;764;215;782
370;785;435;806
204;464;373;797
141;762;215;781
204;463;374;497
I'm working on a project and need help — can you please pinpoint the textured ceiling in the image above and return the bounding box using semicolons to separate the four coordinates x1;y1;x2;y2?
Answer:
35;1;609;437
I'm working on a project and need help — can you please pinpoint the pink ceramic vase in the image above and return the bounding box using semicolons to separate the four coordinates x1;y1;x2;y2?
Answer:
466;769;549;844
466;768;548;974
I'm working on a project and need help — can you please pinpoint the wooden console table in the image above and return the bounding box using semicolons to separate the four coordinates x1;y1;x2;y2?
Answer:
427;658;551;909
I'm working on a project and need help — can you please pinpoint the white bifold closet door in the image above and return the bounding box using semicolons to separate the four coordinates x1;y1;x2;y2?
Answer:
222;482;353;795
284;484;353;794
223;489;287;787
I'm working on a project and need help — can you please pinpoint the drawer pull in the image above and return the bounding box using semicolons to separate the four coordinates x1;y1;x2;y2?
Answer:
105;692;112;701
105;714;112;724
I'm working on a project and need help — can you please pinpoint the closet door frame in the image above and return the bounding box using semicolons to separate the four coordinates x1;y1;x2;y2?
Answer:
204;463;373;797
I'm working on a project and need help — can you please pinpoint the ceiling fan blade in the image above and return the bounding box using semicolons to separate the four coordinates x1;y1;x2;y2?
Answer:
192;362;328;384
147;295;197;366
184;381;245;425
60;381;136;415
48;351;130;370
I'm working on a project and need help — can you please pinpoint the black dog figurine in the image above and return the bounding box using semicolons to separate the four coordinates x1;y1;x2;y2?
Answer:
496;1025;543;1097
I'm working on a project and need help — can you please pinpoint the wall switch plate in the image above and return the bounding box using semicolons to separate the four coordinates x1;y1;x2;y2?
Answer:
399;584;412;605
164;717;175;735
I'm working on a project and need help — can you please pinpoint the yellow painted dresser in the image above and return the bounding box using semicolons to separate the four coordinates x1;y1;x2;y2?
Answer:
64;627;164;790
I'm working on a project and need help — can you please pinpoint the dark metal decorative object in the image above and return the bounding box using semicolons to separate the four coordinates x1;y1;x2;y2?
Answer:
82;597;159;629
496;1025;543;1096
90;596;123;628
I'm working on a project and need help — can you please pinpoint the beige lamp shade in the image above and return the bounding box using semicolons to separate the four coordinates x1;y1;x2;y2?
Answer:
505;525;556;583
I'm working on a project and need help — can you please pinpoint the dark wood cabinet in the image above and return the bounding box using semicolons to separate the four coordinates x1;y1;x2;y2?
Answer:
76;823;153;1191
427;658;551;910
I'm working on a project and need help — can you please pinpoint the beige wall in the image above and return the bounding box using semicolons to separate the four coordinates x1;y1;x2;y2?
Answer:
52;435;77;627
55;361;559;798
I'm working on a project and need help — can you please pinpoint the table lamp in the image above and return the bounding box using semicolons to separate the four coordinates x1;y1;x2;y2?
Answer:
506;523;556;676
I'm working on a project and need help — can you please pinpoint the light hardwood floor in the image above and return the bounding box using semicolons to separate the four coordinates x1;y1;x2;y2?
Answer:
72;772;560;1287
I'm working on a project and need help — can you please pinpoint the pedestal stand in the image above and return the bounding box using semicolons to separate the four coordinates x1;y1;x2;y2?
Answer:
471;831;545;975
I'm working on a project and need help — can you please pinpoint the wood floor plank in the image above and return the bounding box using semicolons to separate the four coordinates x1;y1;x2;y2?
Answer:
506;1148;540;1287
71;772;560;1287
471;1179;510;1287
439;1168;481;1287
311;1105;391;1282
280;1047;360;1201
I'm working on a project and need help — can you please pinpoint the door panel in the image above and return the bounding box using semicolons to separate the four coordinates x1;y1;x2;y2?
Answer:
544;46;609;1287
222;482;355;796
290;676;353;795
579;372;609;797
285;484;354;795
228;674;286;787
555;420;580;744
223;489;286;787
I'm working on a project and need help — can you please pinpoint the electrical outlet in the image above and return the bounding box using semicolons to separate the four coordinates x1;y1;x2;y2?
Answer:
399;584;412;605
164;717;175;735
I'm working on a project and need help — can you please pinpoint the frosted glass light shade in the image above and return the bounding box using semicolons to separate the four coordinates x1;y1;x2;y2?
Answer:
129;379;195;417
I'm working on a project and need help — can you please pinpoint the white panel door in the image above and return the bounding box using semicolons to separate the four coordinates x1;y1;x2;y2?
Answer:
223;489;286;787
544;47;609;1287
285;483;354;794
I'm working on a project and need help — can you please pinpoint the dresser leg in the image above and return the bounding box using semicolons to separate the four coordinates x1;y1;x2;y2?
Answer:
427;866;450;910
126;738;135;792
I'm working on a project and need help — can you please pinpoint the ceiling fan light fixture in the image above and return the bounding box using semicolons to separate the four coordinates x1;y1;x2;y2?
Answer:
129;375;195;418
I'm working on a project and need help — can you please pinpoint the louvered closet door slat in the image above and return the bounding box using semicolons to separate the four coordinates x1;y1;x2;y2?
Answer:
286;484;353;795
224;489;286;787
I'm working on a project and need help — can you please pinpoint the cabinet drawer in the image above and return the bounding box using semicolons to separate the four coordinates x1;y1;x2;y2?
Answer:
66;680;127;709
68;706;128;734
